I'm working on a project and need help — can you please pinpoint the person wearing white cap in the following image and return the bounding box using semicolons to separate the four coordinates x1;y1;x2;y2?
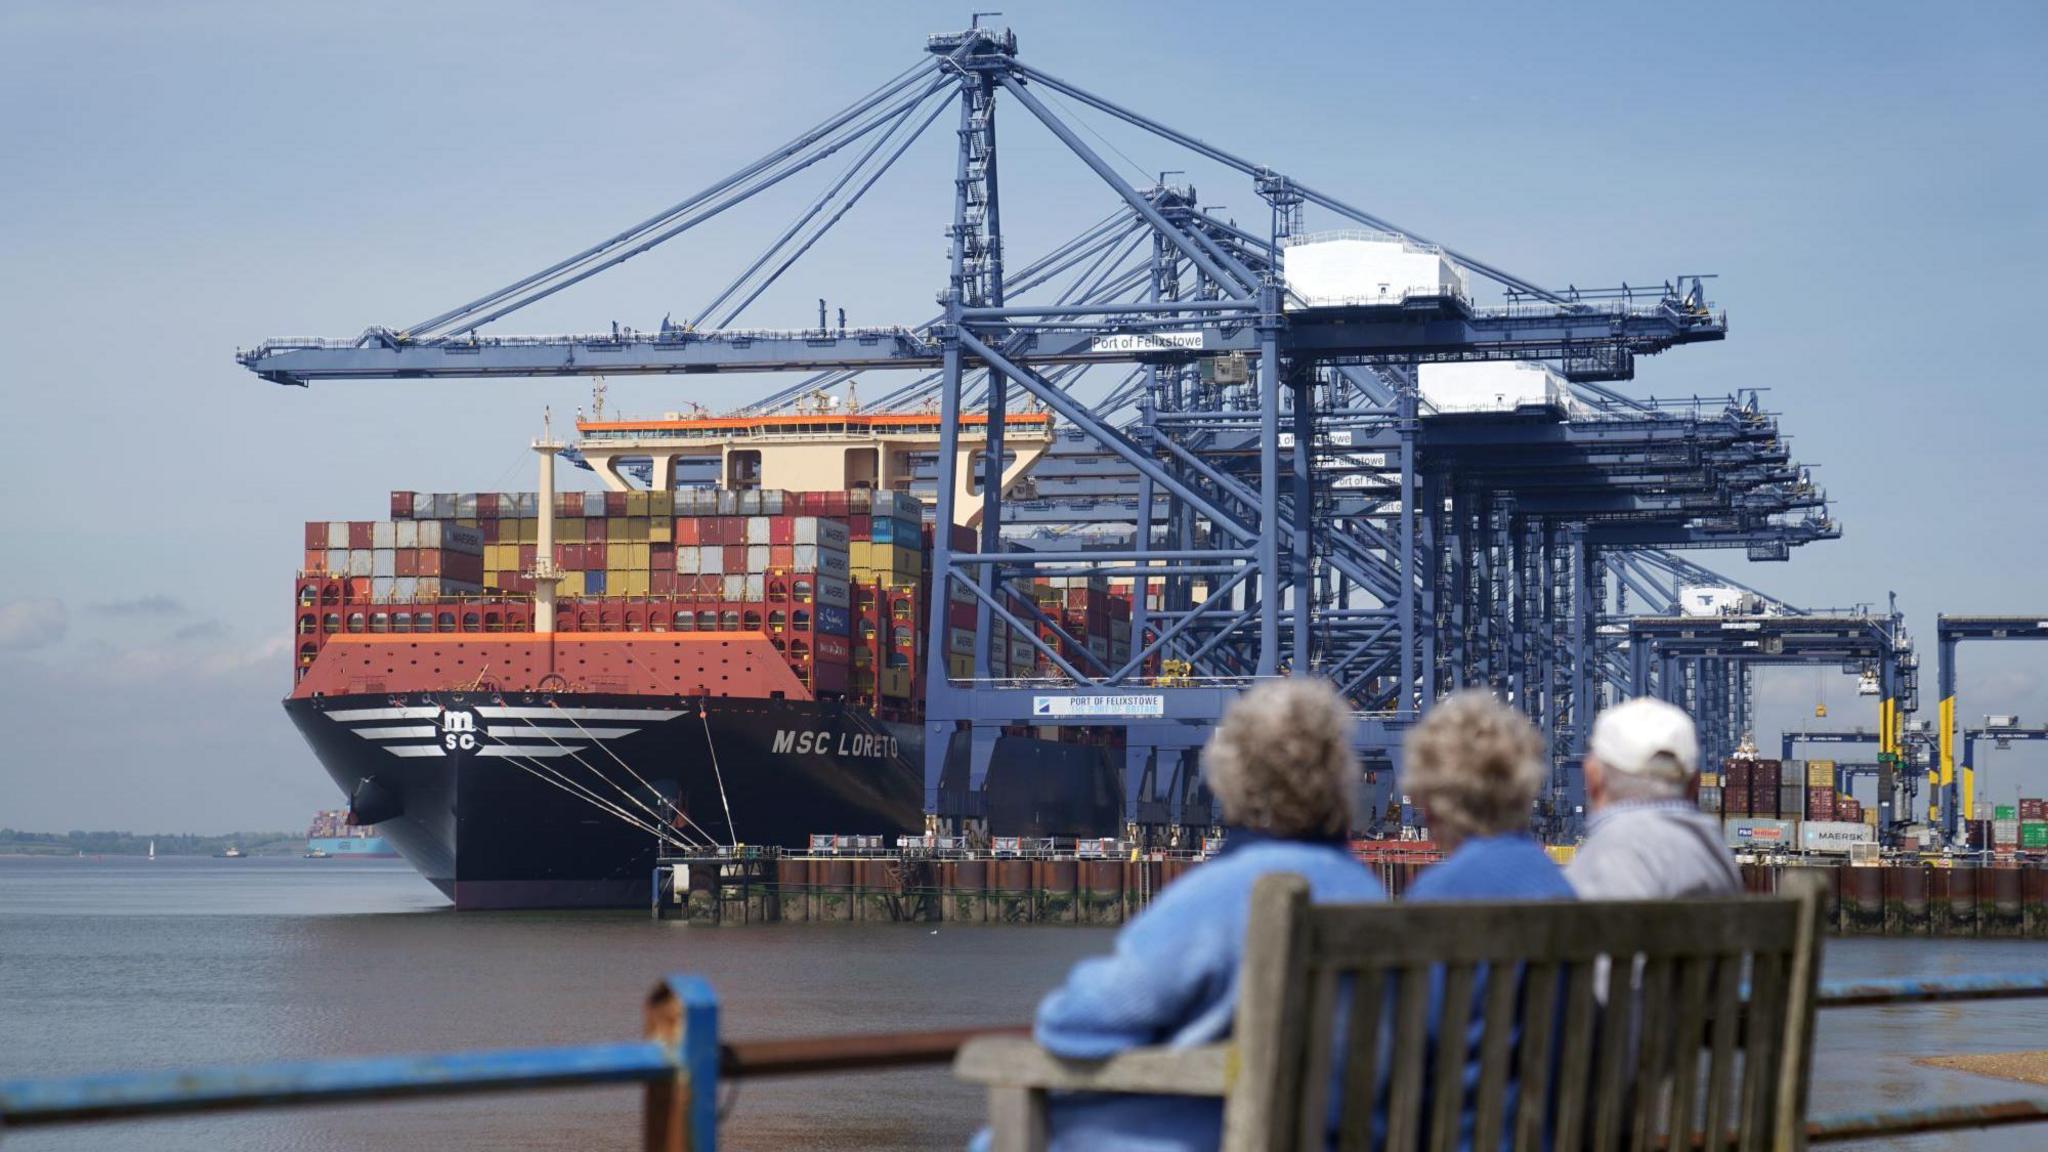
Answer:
1566;697;1742;900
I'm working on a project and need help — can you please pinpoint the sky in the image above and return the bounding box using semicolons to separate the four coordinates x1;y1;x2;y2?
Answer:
1;1;2044;832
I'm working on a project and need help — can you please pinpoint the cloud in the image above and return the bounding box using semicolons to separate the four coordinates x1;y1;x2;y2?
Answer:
173;619;229;642
92;595;186;616
0;599;68;651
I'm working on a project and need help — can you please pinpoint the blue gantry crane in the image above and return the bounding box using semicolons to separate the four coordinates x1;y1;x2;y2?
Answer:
239;23;1850;838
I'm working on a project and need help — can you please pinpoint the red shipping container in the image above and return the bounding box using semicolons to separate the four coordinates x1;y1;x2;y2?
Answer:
604;491;629;517
949;601;978;630
2021;799;2048;821
770;545;796;569
585;518;608;543
556;493;581;519
349;521;374;549
673;518;701;545
347;577;372;601
395;550;419;577
418;551;442;577
389;492;414;519
304;521;327;549
519;544;537;569
651;543;674;570
303;549;325;572
770;517;796;546
848;514;872;540
476;493;498;518
650;570;676;595
814;633;853;664
812;660;850;695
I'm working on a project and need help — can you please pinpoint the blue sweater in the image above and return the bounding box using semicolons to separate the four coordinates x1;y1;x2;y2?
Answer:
986;836;1385;1152
1401;834;1574;1152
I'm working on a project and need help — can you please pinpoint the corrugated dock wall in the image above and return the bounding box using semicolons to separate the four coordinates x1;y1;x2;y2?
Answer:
660;856;2048;937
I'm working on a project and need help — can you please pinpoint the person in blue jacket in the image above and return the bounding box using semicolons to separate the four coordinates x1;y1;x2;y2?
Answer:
1398;690;1575;1149
982;676;1386;1152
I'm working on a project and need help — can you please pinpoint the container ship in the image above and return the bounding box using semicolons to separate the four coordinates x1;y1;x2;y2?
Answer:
305;809;397;858
288;411;1125;909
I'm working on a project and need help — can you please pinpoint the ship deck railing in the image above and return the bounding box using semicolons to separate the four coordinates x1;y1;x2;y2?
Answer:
6;973;2048;1148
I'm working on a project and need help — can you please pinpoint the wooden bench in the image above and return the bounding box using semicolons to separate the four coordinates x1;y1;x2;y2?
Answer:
957;871;1826;1151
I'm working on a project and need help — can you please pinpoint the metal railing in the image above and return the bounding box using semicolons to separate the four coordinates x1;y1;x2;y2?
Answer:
5;974;2047;1147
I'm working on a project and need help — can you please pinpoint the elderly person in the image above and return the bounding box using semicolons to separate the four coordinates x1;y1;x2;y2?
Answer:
996;677;1384;1152
1402;690;1574;901
1567;698;1740;899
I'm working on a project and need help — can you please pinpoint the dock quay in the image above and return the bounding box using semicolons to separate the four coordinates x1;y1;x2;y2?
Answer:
653;843;2048;937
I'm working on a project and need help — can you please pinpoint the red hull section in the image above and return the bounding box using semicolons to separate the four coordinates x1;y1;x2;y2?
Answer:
291;631;811;701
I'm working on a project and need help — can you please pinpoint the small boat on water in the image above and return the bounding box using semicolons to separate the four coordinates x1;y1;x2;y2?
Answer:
147;841;156;862
303;849;331;859
215;846;247;859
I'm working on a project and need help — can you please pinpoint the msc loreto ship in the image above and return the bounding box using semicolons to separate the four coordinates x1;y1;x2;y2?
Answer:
288;407;1125;909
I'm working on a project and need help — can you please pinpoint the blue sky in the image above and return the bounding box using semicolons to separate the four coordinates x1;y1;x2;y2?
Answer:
1;1;2043;831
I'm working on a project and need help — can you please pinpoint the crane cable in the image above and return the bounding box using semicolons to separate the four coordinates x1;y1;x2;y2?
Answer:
701;709;739;847
540;703;728;849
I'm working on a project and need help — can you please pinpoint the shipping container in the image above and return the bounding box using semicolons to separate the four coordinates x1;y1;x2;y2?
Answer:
1723;818;1797;850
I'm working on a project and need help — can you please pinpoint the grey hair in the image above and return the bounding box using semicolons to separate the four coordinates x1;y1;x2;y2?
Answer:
1204;677;1359;838
1401;691;1548;843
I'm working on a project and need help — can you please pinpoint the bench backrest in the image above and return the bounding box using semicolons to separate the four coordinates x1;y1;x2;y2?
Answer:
1223;872;1826;1152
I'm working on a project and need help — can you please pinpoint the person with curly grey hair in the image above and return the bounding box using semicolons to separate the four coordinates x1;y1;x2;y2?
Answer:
983;677;1384;1152
1401;689;1572;902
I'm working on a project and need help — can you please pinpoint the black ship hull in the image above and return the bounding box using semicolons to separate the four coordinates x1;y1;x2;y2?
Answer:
285;693;926;910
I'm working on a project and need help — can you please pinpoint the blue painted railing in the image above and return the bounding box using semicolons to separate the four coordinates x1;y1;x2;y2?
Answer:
5;973;2048;1146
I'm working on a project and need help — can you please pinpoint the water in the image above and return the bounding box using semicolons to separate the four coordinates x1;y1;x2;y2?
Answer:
2;857;2044;1151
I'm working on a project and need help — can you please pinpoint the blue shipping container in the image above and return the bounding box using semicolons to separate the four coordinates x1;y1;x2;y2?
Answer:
585;570;608;595
816;604;852;635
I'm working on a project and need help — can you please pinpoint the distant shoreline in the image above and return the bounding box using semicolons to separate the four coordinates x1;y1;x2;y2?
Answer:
0;831;300;858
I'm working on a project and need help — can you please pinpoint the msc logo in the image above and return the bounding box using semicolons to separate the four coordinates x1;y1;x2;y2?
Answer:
442;709;478;750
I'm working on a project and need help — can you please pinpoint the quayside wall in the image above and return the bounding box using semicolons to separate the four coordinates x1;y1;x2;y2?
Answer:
658;854;2048;937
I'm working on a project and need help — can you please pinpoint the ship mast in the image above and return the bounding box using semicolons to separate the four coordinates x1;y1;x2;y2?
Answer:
531;409;564;635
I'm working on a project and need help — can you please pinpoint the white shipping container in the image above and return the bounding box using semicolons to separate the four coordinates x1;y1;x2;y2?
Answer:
746;517;772;545
795;517;852;550
327;522;350;549
701;545;725;574
583;493;606;518
744;574;766;601
346;550;373;577
1798;821;1875;854
431;494;457;519
747;545;771;571
326;548;349;572
417;521;442;549
372;577;395;600
760;490;785;515
1723;817;1797;849
395;520;419;548
1281;231;1470;310
411;493;433;519
455;493;477;518
674;546;698;573
722;575;746;600
371;522;396;549
372;549;395;578
1419;361;1570;415
392;577;417;601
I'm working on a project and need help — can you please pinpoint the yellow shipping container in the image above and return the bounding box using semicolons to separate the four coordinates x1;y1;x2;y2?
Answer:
557;571;584;596
606;516;627;542
1699;772;1720;788
947;654;975;680
484;571;502;589
649;520;672;543
619;570;649;597
649;491;674;517
850;541;876;571
890;545;922;576
1864;809;1878;827
1807;760;1835;787
606;542;631;571
625;517;650;543
456;518;477;528
517;518;538;544
629;543;651;571
626;491;651;517
880;668;913;698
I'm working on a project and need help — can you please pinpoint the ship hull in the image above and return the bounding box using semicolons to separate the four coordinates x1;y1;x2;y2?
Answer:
305;835;398;858
285;693;925;909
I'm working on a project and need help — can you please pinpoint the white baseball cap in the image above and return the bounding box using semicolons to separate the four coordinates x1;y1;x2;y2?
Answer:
1589;698;1699;781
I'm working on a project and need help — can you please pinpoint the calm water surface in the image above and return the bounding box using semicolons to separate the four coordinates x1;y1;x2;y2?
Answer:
2;856;2044;1150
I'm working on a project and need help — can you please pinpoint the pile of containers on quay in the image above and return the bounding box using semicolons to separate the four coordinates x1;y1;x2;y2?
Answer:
1988;799;2048;854
1697;757;1877;856
304;809;396;858
295;488;1136;728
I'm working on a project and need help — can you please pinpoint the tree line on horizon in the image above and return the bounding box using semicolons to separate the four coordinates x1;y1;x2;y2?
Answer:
0;828;301;857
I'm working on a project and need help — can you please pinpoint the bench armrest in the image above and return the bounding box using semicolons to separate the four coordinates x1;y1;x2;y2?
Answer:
953;1036;1232;1097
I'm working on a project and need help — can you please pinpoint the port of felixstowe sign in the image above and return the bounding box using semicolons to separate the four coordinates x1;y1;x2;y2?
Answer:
1033;695;1166;719
1088;331;1202;353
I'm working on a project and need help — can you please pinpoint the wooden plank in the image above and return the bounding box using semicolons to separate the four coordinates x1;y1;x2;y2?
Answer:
1664;954;1714;1144
1221;873;1312;1152
1336;968;1388;1152
1512;961;1561;1152
1776;873;1827;1151
1427;964;1478;1152
988;1086;1048;1152
953;1037;1230;1096
1627;957;1673;1152
1385;966;1431;1152
1589;953;1635;1152
1739;951;1787;1152
1470;961;1521;1152
1292;968;1341;1152
1309;902;1798;967
1551;963;1599;1152
1702;954;1743;1152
